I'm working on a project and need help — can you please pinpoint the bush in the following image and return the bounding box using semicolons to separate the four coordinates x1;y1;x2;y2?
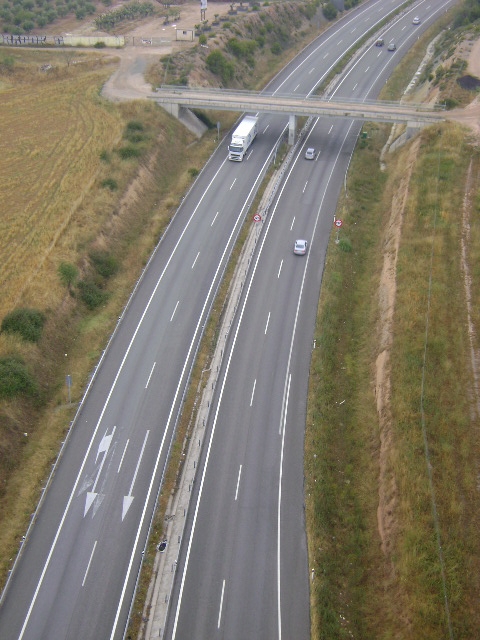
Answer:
443;97;459;110
126;120;144;132
188;167;199;178
118;145;142;159
271;42;281;55
338;237;352;252
101;177;118;190
58;262;78;289
94;41;106;48
206;49;234;83
100;149;110;162
124;132;144;143
77;280;109;309
1;308;46;343
227;37;257;59
89;249;119;278
199;34;207;45
0;356;37;399
323;2;337;20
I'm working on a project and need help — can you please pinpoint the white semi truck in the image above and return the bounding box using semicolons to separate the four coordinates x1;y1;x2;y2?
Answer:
228;115;258;161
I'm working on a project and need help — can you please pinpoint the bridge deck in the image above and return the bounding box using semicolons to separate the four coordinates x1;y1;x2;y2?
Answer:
152;86;446;125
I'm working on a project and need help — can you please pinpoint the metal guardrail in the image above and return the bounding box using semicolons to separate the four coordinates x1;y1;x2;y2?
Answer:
159;85;446;112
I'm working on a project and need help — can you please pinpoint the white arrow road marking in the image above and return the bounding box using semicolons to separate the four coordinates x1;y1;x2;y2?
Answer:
122;430;149;521
84;426;116;517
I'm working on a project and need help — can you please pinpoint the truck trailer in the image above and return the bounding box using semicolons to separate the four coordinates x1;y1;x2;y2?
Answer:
228;115;258;161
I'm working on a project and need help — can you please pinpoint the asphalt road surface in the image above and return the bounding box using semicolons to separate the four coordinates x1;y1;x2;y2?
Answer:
0;1;458;639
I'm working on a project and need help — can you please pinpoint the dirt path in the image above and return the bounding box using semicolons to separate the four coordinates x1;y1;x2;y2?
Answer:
60;2;234;101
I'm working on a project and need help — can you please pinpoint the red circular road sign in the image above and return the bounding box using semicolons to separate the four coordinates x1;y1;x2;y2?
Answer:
334;219;343;227
253;214;262;222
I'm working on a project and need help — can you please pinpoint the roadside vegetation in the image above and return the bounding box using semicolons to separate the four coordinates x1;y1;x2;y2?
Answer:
306;3;480;638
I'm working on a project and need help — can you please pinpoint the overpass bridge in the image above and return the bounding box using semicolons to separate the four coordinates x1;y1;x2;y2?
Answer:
152;86;446;142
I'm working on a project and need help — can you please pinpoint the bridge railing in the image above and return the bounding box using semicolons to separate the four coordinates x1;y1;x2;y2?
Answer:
158;85;446;113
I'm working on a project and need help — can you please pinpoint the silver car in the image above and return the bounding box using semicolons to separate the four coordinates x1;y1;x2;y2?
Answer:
294;239;308;255
305;147;315;160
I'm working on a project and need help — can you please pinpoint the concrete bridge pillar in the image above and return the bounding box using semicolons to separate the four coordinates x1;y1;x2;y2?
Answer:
288;114;296;145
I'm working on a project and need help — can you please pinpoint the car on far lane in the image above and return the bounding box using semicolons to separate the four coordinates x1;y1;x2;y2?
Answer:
305;147;316;160
412;16;421;24
294;239;308;255
387;42;396;51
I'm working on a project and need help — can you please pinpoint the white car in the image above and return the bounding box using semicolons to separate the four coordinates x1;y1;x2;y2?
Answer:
412;16;421;24
387;42;396;51
294;239;308;255
305;147;316;160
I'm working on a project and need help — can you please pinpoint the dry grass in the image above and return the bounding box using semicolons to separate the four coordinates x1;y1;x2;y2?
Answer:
306;119;480;639
0;53;124;320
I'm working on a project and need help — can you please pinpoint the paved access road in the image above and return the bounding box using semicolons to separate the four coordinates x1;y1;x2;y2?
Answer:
0;1;457;639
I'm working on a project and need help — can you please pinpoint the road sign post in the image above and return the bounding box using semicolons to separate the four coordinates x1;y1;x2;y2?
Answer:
334;218;342;244
66;374;72;404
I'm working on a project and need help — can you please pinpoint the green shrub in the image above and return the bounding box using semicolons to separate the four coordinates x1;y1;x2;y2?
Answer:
1;308;46;343
205;49;234;83
188;168;199;178
126;120;144;132
94;41;106;48
77;280;109;309
199;33;207;45
227;37;257;59
100;149;110;162
443;97;459;110
89;250;119;278
118;145;142;159
271;42;281;55
124;132;144;143
323;2;337;20
0;356;37;399
338;237;352;252
101;177;118;190
58;262;78;289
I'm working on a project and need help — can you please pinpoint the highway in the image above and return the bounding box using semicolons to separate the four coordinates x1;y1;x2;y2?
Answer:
0;1;458;639
164;0;459;638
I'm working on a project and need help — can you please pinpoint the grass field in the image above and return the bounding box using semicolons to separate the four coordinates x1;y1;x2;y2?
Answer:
306;112;480;639
0;51;124;319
